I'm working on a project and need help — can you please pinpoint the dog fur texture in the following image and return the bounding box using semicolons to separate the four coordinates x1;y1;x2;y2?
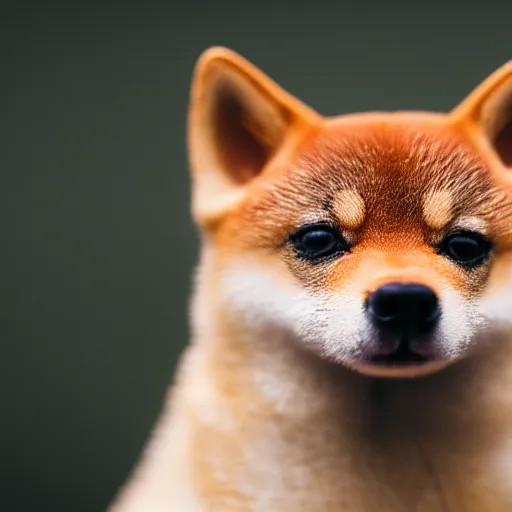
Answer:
110;49;512;511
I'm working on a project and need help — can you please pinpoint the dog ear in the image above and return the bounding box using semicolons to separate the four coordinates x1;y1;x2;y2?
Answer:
451;61;512;185
187;47;321;227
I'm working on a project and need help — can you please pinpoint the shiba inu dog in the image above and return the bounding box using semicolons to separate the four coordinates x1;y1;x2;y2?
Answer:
110;48;512;511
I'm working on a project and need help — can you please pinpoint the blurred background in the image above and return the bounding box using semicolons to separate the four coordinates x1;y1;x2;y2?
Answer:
4;0;511;510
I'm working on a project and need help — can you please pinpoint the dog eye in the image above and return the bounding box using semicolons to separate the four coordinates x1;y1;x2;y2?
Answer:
439;231;492;267
291;224;348;262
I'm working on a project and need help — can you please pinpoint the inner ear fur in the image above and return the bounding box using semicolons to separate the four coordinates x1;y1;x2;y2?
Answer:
187;47;320;226
451;61;512;171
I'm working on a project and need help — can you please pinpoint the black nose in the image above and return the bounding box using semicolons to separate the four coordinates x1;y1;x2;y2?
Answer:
366;282;440;338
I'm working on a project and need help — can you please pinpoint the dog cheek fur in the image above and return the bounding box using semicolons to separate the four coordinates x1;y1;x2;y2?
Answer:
434;286;486;359
219;261;370;362
477;253;512;330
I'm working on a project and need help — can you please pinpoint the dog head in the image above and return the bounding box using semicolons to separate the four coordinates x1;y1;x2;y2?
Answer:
188;48;512;378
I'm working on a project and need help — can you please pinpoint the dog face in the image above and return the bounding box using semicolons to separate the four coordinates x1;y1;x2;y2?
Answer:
188;48;512;378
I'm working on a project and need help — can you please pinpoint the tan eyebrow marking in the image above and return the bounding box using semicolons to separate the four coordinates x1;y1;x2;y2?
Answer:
333;189;366;229
452;216;488;234
422;190;454;230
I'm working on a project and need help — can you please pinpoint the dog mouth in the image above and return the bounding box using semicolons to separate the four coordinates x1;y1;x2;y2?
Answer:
368;341;430;366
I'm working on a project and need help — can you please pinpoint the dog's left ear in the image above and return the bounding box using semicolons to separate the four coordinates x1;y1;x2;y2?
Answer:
451;61;512;180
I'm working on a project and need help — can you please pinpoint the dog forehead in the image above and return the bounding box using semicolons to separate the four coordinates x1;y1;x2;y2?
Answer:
290;122;490;213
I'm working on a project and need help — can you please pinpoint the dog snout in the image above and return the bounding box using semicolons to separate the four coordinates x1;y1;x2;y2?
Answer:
366;282;441;338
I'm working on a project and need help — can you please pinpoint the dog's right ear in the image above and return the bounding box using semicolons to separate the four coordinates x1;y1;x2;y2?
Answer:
187;47;321;228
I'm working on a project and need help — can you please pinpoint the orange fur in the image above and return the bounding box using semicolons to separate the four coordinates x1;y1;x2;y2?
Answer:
110;49;512;511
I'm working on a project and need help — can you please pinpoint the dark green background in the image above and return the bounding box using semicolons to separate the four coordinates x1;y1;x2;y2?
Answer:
4;1;511;510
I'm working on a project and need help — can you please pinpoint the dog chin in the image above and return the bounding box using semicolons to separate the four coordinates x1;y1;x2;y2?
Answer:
347;359;451;379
